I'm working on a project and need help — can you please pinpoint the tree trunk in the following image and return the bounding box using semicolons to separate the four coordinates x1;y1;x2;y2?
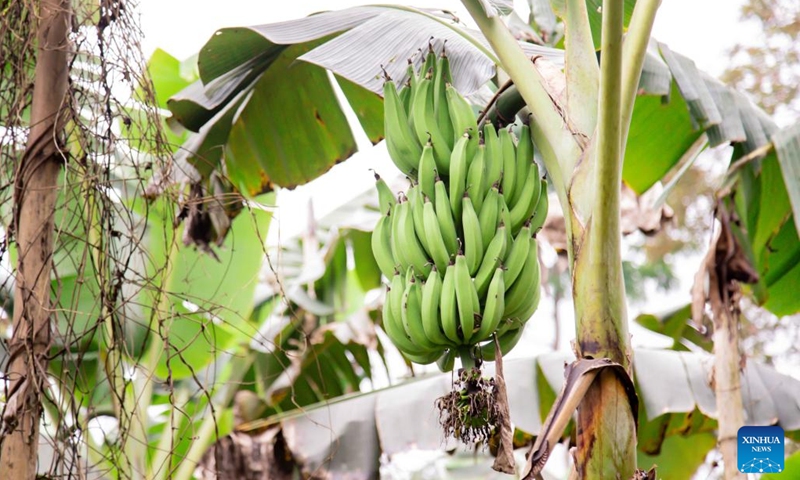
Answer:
0;0;70;478
713;307;745;480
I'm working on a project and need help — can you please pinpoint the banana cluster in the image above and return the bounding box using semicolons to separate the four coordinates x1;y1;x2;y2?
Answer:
373;47;548;369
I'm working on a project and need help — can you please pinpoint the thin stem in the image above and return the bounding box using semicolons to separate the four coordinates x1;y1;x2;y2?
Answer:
620;0;662;150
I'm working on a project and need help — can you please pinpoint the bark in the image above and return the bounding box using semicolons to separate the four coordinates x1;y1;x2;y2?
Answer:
0;0;70;478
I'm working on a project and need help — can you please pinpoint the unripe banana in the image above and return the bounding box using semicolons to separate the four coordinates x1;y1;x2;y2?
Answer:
478;183;501;250
412;70;452;172
499;127;517;201
383;279;430;356
399;80;412;114
393;197;432;277
512;124;533;205
509;162;541;235
498;192;514;250
529;179;549;234
461;195;484;276
465;142;487;213
422;197;451;273
405;350;446;365
478;327;525;362
434;178;458;255
407;185;430;256
420;267;454;346
482;123;503;188
446;84;477;144
503;237;541;322
503;222;532;289
474;222;508;298
418;141;437;201
454;254;478;343
374;172;396;216
440;262;461;344
402;272;441;352
422;47;436;82
371;212;397;279
433;53;455;153
475;267;505;343
383;79;421;178
390;197;410;269
449;134;469;221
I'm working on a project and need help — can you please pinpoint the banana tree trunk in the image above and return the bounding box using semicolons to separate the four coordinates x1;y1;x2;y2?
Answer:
713;306;745;480
0;0;70;478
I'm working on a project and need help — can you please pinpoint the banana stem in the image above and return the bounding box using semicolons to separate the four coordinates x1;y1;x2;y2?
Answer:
459;347;476;371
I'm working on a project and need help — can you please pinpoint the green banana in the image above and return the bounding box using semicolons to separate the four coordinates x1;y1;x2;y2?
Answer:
434;178;458;256
478;327;525;362
422;46;436;81
436;348;456;372
407;185;430;256
448;134;469;222
454;254;478;343
392;197;432;277
390;198;410;269
411;69;452;172
499;127;517;201
371;212;397;279
383;79;421;178
509;162;541;235
503;237;541;322
502;222;532;289
440;262;461;344
418;141;437;201
420;267;453;346
529;179;549;234
411;71;432;144
461;195;484;276
401;272;441;352
475;267;505;342
473;222;508;298
478;183;500;250
482;123;503;188
405;350;445;365
422;198;451;273
374;172;396;216
498;191;514;249
433;52;455;152
445;84;477;143
512;124;533;205
399;80;412;114
383;278;430;356
465;142;487;213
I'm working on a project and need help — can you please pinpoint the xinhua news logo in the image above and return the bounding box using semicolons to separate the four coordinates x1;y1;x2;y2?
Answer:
738;425;785;474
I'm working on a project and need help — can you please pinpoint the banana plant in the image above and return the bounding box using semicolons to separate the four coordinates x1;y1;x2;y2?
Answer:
158;2;800;478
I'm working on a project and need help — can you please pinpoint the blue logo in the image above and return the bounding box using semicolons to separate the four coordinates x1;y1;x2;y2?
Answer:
738;425;784;474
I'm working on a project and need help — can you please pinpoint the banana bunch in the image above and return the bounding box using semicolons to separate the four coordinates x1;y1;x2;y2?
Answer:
374;46;548;370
